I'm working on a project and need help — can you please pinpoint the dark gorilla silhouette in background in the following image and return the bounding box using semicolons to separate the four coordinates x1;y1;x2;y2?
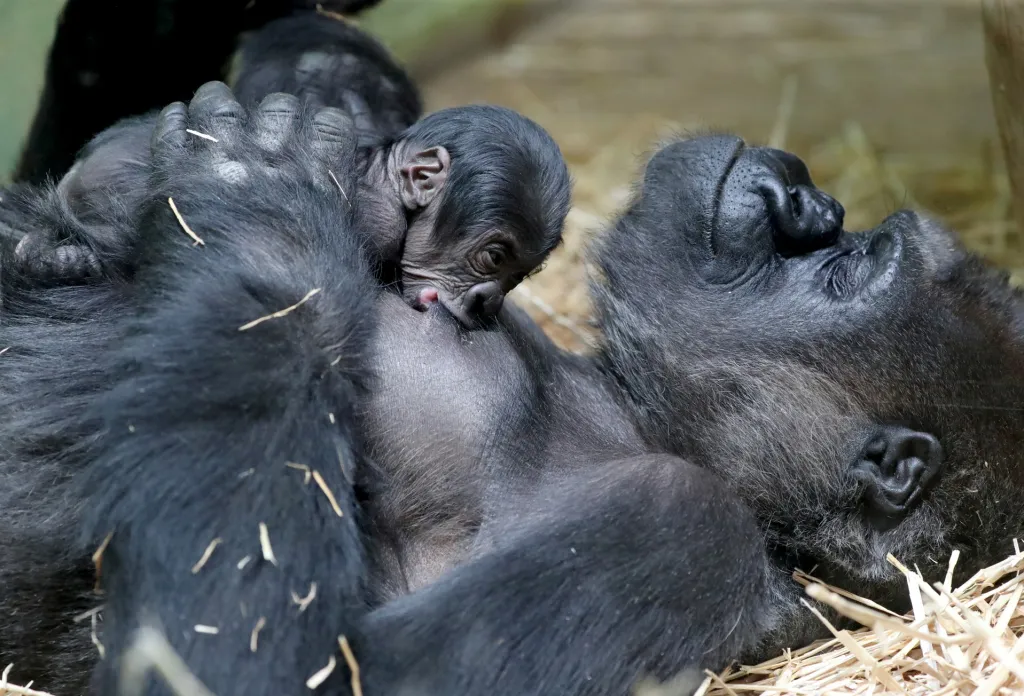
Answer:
3;3;1024;696
13;0;393;186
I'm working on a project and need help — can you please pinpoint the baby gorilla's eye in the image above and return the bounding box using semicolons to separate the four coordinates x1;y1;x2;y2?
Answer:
479;245;508;272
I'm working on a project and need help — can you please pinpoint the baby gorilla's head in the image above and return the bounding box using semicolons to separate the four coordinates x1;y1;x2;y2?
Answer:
386;105;571;328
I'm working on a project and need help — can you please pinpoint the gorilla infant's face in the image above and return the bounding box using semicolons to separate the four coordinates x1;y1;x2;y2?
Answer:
602;134;1024;590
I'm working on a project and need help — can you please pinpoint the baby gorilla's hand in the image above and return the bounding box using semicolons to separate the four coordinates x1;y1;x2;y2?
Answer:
5;181;104;284
13;232;101;281
150;81;360;205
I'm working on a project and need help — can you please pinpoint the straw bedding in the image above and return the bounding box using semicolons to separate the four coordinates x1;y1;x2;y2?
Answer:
678;548;1024;696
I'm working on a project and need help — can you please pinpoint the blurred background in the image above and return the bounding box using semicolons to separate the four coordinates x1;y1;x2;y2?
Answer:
0;0;1010;351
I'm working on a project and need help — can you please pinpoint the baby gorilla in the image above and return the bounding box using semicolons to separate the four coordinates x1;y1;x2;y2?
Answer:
7;85;570;327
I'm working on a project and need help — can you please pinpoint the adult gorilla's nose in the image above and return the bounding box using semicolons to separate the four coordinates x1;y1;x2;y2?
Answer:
732;147;845;255
762;179;845;255
755;148;844;253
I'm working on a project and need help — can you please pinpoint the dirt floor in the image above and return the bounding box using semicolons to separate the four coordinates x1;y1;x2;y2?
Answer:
421;0;1014;351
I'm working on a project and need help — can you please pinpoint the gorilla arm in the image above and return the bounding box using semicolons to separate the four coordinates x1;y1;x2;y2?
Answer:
358;454;779;696
74;85;373;695
232;11;423;139
5;7;418;286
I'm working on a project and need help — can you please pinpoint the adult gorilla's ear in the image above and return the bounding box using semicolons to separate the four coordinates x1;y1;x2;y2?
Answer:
399;146;450;210
849;425;943;530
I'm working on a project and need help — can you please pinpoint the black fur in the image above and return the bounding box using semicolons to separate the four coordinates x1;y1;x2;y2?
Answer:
4;9;412;283
399;104;570;260
7;12;569;333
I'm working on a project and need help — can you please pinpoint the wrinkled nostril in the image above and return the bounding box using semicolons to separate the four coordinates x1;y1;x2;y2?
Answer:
788;187;803;218
773;184;845;255
465;283;505;318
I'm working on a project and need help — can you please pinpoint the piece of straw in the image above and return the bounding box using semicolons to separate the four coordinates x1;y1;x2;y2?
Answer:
258;523;278;566
338;636;363;696
167;198;205;247
238;289;321;332
312;470;344;517
306;656;336;690
190;539;222;574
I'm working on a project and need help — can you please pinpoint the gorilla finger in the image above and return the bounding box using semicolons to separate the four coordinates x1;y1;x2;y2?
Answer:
54;245;101;279
309;107;358;167
253;93;302;152
340;92;377;136
151;102;189;168
188;81;245;144
13;232;43;261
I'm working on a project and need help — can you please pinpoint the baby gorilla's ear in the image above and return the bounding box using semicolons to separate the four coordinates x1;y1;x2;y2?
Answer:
849;425;943;530
399;146;451;210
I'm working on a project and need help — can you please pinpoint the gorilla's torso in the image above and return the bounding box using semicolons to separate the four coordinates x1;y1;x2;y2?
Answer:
361;291;645;598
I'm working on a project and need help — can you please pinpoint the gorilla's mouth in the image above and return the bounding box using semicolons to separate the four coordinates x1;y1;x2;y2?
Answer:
816;226;903;298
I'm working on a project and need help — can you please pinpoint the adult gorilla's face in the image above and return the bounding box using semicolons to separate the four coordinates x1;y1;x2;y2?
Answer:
635;134;940;338
596;134;1024;591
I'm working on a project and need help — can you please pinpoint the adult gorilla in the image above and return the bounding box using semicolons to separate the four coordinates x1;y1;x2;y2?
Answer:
4;29;1024;696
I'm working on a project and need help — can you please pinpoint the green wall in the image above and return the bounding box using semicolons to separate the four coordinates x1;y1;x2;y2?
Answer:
0;0;68;179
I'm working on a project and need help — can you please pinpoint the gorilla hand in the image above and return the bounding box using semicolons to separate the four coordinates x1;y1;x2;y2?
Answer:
150;81;360;209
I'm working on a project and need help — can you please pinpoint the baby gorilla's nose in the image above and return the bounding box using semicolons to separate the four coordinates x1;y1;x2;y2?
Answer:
464;281;505;320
